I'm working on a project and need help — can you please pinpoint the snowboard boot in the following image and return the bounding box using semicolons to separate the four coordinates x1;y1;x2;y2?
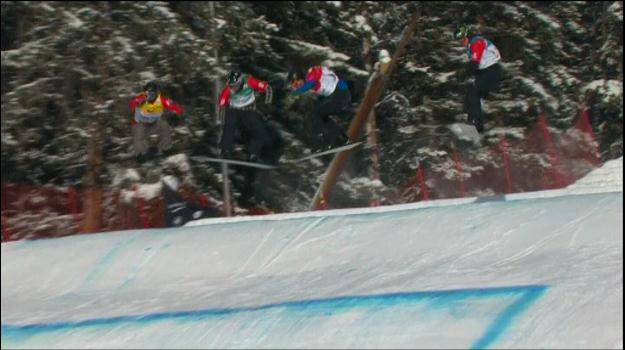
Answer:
472;119;484;134
135;153;148;165
332;132;349;148
161;147;176;158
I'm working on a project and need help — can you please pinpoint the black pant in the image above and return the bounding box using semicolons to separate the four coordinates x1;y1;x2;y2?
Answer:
311;88;351;149
220;108;283;164
467;63;502;127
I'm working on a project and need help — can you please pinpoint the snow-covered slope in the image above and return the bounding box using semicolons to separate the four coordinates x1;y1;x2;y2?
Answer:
1;159;622;349
566;156;623;191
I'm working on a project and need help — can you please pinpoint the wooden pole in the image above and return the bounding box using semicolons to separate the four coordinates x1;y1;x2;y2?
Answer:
499;136;513;194
310;11;419;210
366;111;381;206
453;148;466;197
364;32;382;206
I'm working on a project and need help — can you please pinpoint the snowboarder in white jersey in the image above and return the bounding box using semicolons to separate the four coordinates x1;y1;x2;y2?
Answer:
455;25;502;133
290;65;351;151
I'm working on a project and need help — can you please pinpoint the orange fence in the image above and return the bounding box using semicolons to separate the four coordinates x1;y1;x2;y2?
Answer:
0;184;214;242
1;106;602;242
399;106;602;202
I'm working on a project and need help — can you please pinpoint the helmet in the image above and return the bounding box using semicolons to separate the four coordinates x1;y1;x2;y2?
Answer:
454;24;471;39
287;69;304;82
144;81;159;93
144;81;159;102
288;69;306;90
226;70;242;86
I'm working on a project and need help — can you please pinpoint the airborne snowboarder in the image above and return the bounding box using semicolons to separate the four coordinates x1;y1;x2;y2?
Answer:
289;65;351;152
128;81;185;164
455;24;502;134
218;70;283;165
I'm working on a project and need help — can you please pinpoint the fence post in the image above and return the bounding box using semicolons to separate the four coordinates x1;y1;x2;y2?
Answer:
67;187;81;230
499;136;513;193
575;104;601;167
199;194;209;207
417;166;429;201
135;186;150;229
1;217;10;242
1;183;9;242
452;149;466;197
138;197;149;229
538;112;567;188
1;183;10;241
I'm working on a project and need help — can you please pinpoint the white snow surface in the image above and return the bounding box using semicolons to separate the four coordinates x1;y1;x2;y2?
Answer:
1;159;623;349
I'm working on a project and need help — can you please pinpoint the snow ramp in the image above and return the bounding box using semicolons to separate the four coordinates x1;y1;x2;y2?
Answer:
2;158;622;349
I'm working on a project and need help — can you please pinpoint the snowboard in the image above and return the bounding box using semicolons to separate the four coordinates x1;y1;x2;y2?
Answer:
192;141;364;169
192;156;279;169
281;141;363;163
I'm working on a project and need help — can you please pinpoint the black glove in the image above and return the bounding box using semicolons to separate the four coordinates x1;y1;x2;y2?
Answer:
218;108;225;123
466;61;479;76
265;86;273;104
220;149;233;159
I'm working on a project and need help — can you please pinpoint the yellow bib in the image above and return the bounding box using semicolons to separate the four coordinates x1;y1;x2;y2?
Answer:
140;94;165;116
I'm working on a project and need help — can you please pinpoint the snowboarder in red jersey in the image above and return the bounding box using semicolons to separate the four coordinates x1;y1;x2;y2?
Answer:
128;81;184;163
218;70;282;165
455;25;502;134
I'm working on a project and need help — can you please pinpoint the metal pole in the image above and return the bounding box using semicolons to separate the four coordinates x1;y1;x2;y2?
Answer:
209;2;221;125
210;3;231;216
222;163;231;216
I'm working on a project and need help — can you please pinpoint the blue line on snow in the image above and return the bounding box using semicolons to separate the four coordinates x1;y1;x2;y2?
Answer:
2;285;547;348
471;285;548;349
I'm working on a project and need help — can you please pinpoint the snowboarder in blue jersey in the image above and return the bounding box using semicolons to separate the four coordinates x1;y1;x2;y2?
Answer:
290;65;351;151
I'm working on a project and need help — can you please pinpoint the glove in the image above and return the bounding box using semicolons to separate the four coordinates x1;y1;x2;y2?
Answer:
264;86;273;105
283;94;299;109
220;149;233;159
218;108;226;124
466;61;479;76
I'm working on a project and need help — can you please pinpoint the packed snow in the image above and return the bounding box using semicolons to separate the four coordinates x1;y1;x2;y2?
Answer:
1;158;622;349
